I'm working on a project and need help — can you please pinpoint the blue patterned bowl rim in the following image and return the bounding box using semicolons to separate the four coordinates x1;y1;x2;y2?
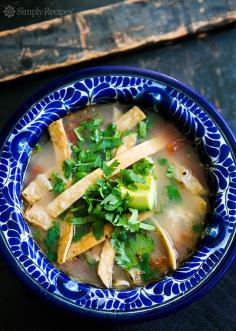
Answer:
0;66;235;322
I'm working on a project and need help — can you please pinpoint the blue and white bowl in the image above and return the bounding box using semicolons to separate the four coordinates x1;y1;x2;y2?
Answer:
0;66;235;321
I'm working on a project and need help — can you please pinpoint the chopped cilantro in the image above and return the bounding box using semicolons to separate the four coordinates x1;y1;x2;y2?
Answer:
62;159;75;179
73;171;88;182
123;128;135;137
166;185;182;202
132;158;153;176
92;219;104;240
138;121;147;138
105;149;113;161
92;138;123;151
120;169;146;186
33;144;43;153
74;127;84;141
102;123;117;137
139;253;154;281
102;160;120;178
70;216;95;225
73;223;90;241
157;158;168;166
44;222;60;262
51;172;66;194
166;164;175;178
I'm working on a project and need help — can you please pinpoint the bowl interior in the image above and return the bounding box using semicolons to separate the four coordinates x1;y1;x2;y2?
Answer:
0;68;235;320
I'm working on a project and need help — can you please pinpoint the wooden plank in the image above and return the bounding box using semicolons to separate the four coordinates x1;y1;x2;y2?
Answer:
0;0;235;82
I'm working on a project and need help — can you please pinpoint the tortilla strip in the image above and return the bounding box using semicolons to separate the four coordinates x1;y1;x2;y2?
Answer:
174;162;206;195
66;224;113;260
114;106;146;133
156;225;178;270
98;240;115;288
22;119;70;205
115;133;137;156
24;204;53;231
48;119;71;166
57;221;73;265
47;136;169;218
22;174;52;204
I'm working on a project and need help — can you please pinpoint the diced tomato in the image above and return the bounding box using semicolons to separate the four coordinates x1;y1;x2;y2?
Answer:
66;127;77;144
150;256;168;271
28;165;43;182
31;165;43;176
167;139;185;153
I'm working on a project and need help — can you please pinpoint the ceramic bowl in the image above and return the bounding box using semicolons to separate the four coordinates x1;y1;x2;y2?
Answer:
0;66;235;321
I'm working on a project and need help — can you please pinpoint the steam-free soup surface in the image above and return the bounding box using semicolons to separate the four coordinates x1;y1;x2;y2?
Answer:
23;104;208;288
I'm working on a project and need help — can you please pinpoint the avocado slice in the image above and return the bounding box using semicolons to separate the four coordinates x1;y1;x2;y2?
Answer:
120;176;157;211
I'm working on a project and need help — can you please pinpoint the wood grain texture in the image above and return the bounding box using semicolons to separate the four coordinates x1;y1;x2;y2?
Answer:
0;0;236;82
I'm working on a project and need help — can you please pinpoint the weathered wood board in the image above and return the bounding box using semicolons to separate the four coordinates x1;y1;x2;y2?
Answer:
0;0;236;82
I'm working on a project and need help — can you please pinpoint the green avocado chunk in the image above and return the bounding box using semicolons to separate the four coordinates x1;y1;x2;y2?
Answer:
120;176;157;211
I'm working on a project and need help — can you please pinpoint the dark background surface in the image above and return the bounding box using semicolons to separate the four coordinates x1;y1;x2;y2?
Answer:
0;1;235;330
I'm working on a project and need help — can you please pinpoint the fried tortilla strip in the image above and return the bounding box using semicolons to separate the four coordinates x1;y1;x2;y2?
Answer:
156;225;178;270
22;174;52;204
66;224;113;260
57;221;73;265
47;136;169;218
24;204;53;231
174;162;206;195
98;239;115;288
22;119;70;204
115;133;137;156
48;119;71;166
114;106;146;133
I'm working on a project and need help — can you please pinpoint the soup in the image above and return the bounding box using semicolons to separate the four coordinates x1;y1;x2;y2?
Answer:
22;104;209;288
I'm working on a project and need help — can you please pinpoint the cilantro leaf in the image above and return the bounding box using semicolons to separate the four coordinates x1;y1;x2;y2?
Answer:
120;169;146;186
132;158;154;176
166;185;182;202
62;159;75;179
92;219;104;240
73;171;88;182
33;144;43;153
157;158;168;166
139;253;154;281
44;222;60;262
112;232;155;270
92;138;123;151
51;172;66;193
70;216;95;225
166;164;175;178
138;121;147;138
73;223;90;241
102;160;120;178
74;127;84;141
131;233;155;256
102;123;117;137
113;240;138;270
